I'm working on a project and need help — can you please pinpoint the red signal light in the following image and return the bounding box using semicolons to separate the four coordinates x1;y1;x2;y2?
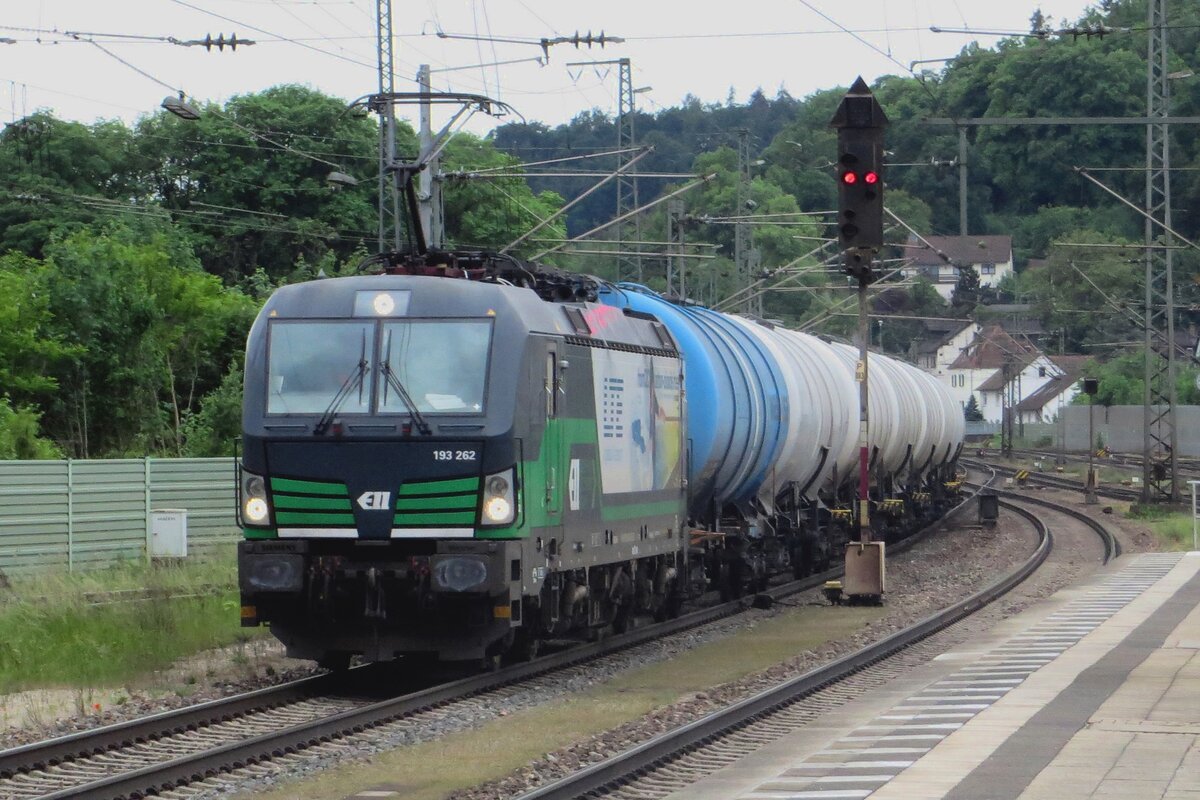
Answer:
841;171;857;185
864;171;879;185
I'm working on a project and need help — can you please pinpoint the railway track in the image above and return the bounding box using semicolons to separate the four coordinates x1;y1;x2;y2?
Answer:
964;457;1142;502
0;490;978;800
513;486;1119;800
1004;446;1200;477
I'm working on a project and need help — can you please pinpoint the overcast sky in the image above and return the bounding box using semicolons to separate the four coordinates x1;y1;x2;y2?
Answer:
2;0;1097;134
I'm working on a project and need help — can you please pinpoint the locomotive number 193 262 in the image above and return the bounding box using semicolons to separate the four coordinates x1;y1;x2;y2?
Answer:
433;449;478;462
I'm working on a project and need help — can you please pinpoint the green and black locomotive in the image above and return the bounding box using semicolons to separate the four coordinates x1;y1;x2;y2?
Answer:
237;260;687;667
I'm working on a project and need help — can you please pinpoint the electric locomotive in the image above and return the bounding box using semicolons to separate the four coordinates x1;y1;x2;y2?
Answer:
237;258;688;667
236;256;964;667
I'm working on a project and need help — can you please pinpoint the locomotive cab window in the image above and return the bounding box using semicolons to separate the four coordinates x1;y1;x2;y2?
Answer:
267;321;374;415
379;320;492;414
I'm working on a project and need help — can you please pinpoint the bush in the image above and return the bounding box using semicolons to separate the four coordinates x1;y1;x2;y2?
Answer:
0;397;61;459
180;366;243;457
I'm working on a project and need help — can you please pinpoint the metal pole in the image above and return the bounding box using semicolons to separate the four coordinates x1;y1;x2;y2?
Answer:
735;129;752;311
615;58;641;282
1191;481;1198;549
144;456;153;562
376;0;401;252
857;278;871;544
1142;0;1178;502
1086;400;1098;504
958;126;968;235
417;64;444;249
66;458;74;571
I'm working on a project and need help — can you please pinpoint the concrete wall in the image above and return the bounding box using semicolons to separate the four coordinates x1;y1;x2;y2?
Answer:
1059;405;1200;455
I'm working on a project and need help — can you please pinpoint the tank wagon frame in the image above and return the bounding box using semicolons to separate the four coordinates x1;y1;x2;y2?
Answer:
236;254;963;666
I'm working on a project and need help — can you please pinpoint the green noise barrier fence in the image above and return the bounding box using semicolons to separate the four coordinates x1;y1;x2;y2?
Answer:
0;458;238;572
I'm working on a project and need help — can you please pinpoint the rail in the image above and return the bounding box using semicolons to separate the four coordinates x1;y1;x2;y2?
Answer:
515;496;1058;800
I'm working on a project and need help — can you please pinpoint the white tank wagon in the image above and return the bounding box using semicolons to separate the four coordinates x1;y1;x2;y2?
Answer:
598;283;964;584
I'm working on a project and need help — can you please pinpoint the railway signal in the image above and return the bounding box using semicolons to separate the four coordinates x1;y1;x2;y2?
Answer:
831;78;890;604
830;77;888;280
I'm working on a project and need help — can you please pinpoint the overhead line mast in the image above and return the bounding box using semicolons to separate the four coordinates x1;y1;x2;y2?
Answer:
376;0;400;252
1142;0;1179;503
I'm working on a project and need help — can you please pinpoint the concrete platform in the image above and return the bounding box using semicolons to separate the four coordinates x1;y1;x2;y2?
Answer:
670;551;1200;800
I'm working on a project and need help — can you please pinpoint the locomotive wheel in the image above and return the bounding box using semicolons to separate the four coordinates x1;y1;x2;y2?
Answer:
508;629;541;663
654;587;684;621
718;561;744;602
612;602;632;634
316;651;352;672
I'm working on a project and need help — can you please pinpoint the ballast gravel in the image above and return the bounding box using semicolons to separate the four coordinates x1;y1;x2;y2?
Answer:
4;490;1152;800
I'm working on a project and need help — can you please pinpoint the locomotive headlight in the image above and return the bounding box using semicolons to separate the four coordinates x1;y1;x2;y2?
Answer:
480;467;516;526
372;292;395;315
240;469;272;527
244;498;270;523
484;496;511;522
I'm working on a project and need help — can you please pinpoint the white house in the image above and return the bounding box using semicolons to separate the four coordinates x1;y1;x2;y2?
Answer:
911;319;979;373
946;324;1040;423
1014;355;1088;424
906;235;1015;301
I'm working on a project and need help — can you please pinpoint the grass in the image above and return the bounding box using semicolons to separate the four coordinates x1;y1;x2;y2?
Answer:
243;603;885;800
1126;505;1197;551
0;547;256;694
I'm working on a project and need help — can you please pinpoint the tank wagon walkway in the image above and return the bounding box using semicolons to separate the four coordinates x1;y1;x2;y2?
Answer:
674;550;1200;800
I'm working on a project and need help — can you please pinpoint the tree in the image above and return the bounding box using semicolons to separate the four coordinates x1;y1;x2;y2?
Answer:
0;398;61;459
1072;350;1200;407
439;133;566;256
0;253;77;403
964;395;984;421
180;365;244;457
951;265;981;316
41;224;257;456
1019;230;1141;352
135;85;383;282
0;114;142;258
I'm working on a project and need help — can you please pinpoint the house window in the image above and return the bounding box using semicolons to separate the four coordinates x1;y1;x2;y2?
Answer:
981;263;996;275
981;394;987;406
1038;366;1047;377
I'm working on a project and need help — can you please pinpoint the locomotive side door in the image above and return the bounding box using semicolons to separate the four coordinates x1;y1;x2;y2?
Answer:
542;346;563;520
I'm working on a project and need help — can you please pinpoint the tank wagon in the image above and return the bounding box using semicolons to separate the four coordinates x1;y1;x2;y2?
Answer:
236;260;962;667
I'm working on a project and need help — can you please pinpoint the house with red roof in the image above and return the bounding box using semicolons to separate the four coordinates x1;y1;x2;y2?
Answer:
905;235;1015;300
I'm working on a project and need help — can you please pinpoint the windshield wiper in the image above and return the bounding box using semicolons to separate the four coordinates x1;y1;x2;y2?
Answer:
314;335;369;435
313;358;367;435
382;331;432;435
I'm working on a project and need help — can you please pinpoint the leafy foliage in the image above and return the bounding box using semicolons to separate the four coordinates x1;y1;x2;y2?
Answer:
1071;350;1200;406
0;399;61;459
40;224;257;456
3;0;1200;455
